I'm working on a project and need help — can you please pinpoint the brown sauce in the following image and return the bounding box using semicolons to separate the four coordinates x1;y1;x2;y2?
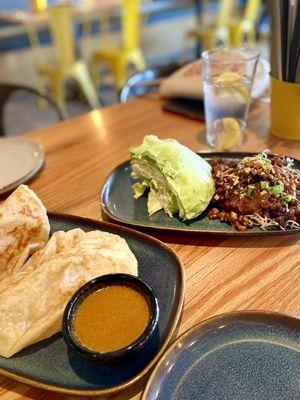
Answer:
73;285;150;353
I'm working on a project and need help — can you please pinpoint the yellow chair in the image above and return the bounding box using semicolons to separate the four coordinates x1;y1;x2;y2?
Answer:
229;0;261;47
92;0;146;90
79;0;111;60
187;0;235;50
37;4;100;116
29;0;47;13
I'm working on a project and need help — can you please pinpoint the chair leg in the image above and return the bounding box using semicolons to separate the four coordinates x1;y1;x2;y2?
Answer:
112;59;128;91
72;63;100;109
215;27;230;48
0;94;7;136
230;25;256;47
230;26;244;47
111;50;145;91
245;28;256;47
129;48;146;71
91;57;101;91
48;74;68;118
222;33;231;47
202;35;216;50
36;75;48;109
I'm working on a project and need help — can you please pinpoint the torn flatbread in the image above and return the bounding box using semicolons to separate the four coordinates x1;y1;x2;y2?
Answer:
0;185;49;280
0;228;138;358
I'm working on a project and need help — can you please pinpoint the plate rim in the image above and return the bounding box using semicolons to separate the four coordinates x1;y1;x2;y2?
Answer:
100;152;300;236
142;310;300;399
0;212;185;397
0;138;44;195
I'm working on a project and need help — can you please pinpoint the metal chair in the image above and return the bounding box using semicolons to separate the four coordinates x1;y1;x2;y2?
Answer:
229;0;262;46
187;0;235;50
119;63;182;103
92;0;146;91
34;4;100;117
0;83;64;136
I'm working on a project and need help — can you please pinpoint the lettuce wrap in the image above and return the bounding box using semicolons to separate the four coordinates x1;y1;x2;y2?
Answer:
130;135;215;221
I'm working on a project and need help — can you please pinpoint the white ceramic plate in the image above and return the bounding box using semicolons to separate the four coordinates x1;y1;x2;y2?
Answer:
0;138;44;195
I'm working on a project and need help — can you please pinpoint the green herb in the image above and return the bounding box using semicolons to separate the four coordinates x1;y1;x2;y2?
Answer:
247;187;254;198
260;181;269;190
260;180;284;195
280;195;293;203
268;180;284;195
259;155;272;170
238;154;272;171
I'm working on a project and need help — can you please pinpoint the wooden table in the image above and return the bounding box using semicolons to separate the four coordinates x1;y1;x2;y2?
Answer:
0;97;299;399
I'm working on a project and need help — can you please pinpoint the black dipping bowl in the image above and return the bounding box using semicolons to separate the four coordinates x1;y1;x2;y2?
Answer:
62;273;159;363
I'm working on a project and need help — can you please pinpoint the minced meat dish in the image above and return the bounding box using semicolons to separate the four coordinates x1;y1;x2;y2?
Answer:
208;153;300;231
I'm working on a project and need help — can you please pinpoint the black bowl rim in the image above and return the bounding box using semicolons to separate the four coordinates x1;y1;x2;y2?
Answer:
62;273;159;362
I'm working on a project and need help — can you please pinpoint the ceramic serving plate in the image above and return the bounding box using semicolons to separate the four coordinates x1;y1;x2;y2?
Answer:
0;138;44;195
142;311;300;400
0;214;184;397
101;152;300;235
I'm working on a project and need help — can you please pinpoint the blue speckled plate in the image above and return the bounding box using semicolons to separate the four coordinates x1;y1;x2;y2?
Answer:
142;311;300;400
101;152;300;235
0;214;184;397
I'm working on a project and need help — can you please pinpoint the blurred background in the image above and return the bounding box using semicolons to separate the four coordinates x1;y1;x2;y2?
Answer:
0;0;270;135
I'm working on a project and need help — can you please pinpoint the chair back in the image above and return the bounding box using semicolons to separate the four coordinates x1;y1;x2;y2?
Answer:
122;0;141;51
216;0;235;27
49;4;76;67
243;0;261;24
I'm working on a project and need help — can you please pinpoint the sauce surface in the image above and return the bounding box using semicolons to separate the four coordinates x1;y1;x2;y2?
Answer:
73;285;150;352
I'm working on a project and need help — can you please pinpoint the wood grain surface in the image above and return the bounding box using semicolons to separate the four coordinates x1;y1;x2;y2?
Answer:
0;97;299;400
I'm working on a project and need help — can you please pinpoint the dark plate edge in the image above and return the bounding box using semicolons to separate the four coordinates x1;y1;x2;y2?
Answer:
0;139;45;196
142;310;300;399
100;154;300;236
0;212;185;397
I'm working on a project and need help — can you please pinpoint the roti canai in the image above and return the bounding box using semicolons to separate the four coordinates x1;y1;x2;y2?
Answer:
0;184;49;281
0;228;138;358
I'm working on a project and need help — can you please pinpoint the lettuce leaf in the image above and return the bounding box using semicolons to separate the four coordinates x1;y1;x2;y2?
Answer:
130;135;215;221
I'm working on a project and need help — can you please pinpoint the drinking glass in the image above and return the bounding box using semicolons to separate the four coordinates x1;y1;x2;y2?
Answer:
202;48;259;150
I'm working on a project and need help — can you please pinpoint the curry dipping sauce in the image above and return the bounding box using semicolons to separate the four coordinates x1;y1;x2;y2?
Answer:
73;285;150;353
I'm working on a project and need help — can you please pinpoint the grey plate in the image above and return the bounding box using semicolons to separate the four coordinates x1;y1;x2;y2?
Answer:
0;213;184;397
143;311;300;400
101;152;300;235
0;138;44;195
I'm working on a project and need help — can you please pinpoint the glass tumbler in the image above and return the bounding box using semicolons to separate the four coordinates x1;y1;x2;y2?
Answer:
202;48;259;150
